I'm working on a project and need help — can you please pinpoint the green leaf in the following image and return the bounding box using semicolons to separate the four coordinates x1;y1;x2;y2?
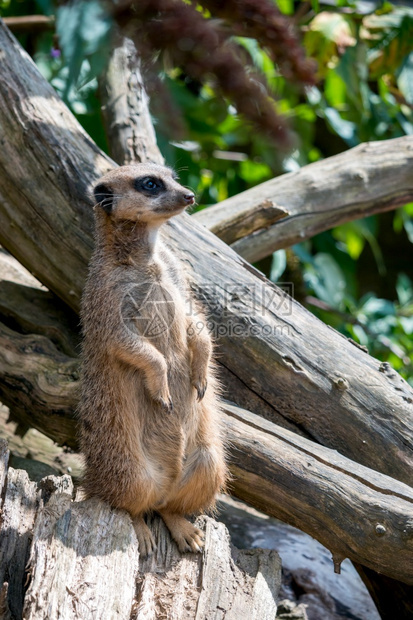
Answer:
399;316;413;334
359;295;395;318
56;0;112;100
333;223;365;259
324;69;347;108
396;273;413;306
305;253;347;309
397;51;413;104
292;243;313;264
270;250;287;282
35;0;53;15
324;107;357;145
275;0;294;15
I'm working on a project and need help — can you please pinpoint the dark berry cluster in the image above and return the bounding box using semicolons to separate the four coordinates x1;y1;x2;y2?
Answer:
112;0;316;145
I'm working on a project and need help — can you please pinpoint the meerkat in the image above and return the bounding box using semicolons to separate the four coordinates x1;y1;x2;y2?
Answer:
79;163;227;556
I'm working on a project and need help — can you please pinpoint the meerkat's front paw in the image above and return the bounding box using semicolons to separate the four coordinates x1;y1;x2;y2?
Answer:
192;379;207;401
176;522;205;553
149;381;173;413
157;394;174;413
191;366;208;401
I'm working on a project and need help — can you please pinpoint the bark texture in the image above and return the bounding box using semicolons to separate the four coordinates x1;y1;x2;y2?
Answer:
99;36;164;167
194;136;413;261
0;23;412;488
223;403;413;585
0;441;281;620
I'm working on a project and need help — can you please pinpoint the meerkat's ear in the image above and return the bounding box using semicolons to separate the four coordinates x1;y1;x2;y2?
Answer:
94;183;114;214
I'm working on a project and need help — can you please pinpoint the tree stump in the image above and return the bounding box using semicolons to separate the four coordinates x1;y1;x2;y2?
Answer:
0;440;281;619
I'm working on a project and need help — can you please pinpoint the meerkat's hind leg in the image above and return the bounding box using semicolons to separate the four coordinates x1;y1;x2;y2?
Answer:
133;515;156;558
158;511;205;554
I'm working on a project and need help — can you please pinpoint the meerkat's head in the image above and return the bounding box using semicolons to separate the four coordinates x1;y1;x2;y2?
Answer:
93;164;195;224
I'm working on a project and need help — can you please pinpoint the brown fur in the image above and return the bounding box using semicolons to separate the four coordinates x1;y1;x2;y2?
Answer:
79;163;227;555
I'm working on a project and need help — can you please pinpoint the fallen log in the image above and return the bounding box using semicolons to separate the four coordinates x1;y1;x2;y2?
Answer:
0;23;412;486
194;135;413;261
223;403;413;585
1;311;412;585
0;440;281;620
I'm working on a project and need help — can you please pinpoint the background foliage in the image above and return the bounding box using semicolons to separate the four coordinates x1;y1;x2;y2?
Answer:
1;0;412;383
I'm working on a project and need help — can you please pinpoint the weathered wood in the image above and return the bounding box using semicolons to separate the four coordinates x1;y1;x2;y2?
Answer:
0;279;80;358
0;468;39;618
0;323;78;448
0;23;412;485
354;564;413;620
166;218;413;485
0;251;79;444
99;36;164;166
136;515;280;620
0;22;113;310
196;198;289;245
0;438;9;494
2;15;54;34
24;495;138;620
194;135;413;261
222;403;413;585
0;248;43;289
0;583;12;620
0;448;280;619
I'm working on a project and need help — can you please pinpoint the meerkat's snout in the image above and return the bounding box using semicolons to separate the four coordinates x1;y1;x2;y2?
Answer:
183;191;195;205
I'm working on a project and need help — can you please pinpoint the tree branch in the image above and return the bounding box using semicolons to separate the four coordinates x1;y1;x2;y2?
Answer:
99;36;164;166
193;136;413;261
223;402;413;585
2;16;54;34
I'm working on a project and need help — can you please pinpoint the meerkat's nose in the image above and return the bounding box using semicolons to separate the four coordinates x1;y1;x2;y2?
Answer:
183;192;195;205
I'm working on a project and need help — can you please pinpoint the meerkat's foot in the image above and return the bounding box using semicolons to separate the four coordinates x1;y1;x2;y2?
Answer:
159;511;205;554
133;516;156;558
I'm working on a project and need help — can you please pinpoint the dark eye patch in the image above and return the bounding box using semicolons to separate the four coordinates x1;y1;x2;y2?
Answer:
94;183;114;214
134;176;165;196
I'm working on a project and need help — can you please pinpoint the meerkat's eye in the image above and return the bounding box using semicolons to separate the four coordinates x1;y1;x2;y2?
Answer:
143;179;157;189
134;176;165;195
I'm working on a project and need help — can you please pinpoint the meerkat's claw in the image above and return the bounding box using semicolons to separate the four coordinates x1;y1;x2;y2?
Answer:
180;526;205;553
158;396;174;413
159;512;205;554
194;381;207;401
